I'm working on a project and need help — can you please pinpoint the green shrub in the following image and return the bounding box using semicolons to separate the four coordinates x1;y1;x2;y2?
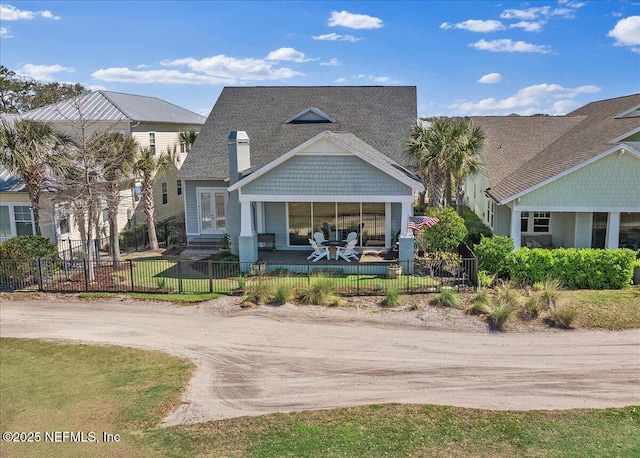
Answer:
244;282;273;305
299;276;339;306
430;289;461;308
510;248;635;289
477;270;496;288
510;248;555;285
490;304;513;330
414;207;467;253
474;235;514;278
519;295;542;321
274;284;294;305
0;235;58;259
494;280;521;308
468;291;492;315
383;288;402;307
462;206;493;246
548;304;576;329
214;250;238;261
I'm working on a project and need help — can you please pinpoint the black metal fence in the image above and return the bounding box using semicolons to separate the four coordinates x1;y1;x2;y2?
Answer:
0;257;476;295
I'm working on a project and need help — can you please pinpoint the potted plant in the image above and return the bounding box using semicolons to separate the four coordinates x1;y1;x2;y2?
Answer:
386;263;402;279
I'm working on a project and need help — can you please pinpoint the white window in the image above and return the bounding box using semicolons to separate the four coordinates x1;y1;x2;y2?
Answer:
521;211;551;233
149;132;156;154
161;182;168;205
0;206;11;238
177;179;182;196
180;141;188;154
14;206;34;236
57;203;71;235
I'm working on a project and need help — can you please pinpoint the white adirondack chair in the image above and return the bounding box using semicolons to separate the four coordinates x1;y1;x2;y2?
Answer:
345;231;358;243
307;238;330;262
336;239;359;262
313;231;326;244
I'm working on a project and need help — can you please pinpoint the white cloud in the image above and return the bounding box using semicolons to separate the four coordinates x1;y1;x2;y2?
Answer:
320;58;340;67
0;4;59;20
92;67;232;85
0;27;10;37
95;51;305;85
448;83;600;115
334;77;347;83
509;21;544;32
440;19;505;32
607;16;640;52
470;38;552;53
328;10;383;29
500;5;580;21
86;84;107;91
312;33;361;42
17;64;74;81
164;54;303;81
266;47;314;62
478;73;502;84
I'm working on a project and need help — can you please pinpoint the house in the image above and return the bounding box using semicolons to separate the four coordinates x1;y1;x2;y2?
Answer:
178;86;424;268
465;94;640;251
0;91;205;245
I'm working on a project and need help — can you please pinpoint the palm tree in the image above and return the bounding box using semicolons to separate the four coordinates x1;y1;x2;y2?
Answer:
449;118;485;216
92;132;139;263
133;145;177;250
179;129;198;153
0;119;69;235
406;117;452;208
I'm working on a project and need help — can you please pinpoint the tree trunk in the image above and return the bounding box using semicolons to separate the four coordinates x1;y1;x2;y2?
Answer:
455;180;465;216
142;181;159;250
444;173;452;207
428;166;447;208
106;181;121;264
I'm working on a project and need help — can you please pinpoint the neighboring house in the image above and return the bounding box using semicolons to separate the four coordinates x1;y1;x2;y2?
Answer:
178;86;424;267
466;93;640;251
1;91;205;245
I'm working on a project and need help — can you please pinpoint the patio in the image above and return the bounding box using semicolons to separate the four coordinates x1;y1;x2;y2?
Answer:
255;247;397;266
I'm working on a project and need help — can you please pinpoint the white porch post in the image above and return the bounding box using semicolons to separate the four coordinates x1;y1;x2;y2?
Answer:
511;210;522;250
400;201;412;237
606;212;620;249
239;200;254;237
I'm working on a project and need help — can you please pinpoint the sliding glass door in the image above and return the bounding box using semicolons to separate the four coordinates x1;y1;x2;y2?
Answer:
288;202;386;247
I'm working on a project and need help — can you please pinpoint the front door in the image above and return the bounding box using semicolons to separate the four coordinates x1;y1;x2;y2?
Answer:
198;189;226;234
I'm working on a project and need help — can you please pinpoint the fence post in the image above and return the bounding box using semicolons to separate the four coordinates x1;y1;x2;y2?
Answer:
208;260;213;293
36;257;43;291
356;263;360;296
129;260;135;292
83;259;88;292
177;260;183;294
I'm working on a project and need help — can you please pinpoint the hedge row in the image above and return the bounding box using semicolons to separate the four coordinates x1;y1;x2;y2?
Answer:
475;236;636;289
510;247;636;289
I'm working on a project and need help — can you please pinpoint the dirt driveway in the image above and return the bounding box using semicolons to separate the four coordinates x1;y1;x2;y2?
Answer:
1;294;639;426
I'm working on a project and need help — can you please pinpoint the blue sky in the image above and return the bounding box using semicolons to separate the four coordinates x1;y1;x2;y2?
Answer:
1;1;639;117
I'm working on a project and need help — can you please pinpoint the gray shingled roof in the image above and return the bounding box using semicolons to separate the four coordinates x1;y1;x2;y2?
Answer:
22;90;206;125
473;93;640;203
179;86;418;180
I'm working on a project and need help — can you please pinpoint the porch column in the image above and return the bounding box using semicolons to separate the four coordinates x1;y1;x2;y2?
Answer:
238;200;257;267
511;210;522;250
606;212;620;249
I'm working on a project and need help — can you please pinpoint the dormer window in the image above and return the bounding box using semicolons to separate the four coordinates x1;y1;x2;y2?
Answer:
284;107;337;124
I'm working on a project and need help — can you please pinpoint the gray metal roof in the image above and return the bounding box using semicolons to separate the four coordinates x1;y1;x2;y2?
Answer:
22;90;206;125
0;165;26;192
179;86;418;180
473;93;640;203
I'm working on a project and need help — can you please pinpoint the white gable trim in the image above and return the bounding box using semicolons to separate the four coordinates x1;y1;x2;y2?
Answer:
499;144;640;205
228;131;424;192
610;126;640;144
284;107;337;124
614;103;640;119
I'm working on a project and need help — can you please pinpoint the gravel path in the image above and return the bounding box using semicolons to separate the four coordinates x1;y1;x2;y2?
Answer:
1;294;639;425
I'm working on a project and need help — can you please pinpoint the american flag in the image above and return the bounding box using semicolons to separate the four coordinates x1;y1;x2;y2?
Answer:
407;215;440;231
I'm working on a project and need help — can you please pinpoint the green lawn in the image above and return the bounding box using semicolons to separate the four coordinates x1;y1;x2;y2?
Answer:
560;288;640;329
2;338;638;457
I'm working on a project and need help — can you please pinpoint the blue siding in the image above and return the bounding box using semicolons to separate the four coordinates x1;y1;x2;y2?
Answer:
263;202;288;249
185;180;225;235
243;155;412;196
